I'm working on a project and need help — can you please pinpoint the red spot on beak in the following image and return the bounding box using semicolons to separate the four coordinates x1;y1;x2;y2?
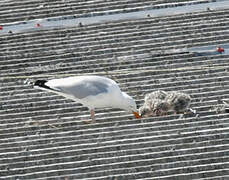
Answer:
217;47;224;53
133;111;141;119
36;23;41;27
0;26;3;30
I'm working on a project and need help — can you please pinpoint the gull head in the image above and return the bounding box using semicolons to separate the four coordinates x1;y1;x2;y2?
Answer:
121;92;140;118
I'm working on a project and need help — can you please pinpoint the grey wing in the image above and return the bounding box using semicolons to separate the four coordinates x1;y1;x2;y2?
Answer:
54;80;109;99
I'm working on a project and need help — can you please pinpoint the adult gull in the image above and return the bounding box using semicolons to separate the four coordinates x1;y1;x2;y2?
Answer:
34;75;140;122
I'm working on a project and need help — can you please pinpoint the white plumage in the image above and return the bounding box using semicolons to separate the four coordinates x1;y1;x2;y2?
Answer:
34;75;140;122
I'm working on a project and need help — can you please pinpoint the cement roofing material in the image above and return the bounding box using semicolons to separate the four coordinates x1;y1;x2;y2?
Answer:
0;0;215;24
1;0;229;179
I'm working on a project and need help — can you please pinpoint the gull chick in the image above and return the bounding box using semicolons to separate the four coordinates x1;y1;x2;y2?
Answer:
139;99;171;117
144;90;168;102
140;90;192;117
165;91;191;114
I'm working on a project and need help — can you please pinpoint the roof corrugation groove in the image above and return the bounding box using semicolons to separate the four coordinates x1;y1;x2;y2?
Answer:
1;1;229;179
0;0;211;24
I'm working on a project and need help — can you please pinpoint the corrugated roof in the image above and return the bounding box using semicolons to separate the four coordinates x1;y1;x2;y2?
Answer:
0;0;211;24
1;1;229;179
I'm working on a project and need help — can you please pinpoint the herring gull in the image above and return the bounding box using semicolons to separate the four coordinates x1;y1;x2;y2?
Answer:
34;75;140;122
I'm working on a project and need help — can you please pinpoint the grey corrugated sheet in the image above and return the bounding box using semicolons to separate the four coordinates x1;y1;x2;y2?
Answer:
0;0;211;24
1;1;229;180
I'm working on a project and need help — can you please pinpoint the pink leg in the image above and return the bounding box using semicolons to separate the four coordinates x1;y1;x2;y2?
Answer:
90;109;96;122
83;109;96;124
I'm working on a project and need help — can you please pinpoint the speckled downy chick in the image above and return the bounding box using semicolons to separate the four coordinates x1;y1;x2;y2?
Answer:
139;90;170;117
144;90;168;102
165;91;191;114
139;104;152;117
139;99;171;117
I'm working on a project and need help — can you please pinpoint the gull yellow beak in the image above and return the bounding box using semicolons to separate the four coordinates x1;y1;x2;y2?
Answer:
133;111;141;119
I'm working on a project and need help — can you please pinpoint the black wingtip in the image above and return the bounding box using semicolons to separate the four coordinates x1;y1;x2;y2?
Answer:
34;79;57;91
34;80;48;88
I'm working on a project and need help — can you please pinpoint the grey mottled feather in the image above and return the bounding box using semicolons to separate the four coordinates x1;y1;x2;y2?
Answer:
165;91;191;113
145;90;168;102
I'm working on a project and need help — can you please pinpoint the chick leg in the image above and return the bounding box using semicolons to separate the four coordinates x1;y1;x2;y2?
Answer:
153;109;161;116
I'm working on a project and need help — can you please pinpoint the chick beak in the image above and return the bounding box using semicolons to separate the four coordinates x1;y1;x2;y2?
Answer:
133;111;141;118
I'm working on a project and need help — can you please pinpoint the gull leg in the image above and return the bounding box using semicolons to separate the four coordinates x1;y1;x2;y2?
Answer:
90;109;96;123
83;109;96;124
